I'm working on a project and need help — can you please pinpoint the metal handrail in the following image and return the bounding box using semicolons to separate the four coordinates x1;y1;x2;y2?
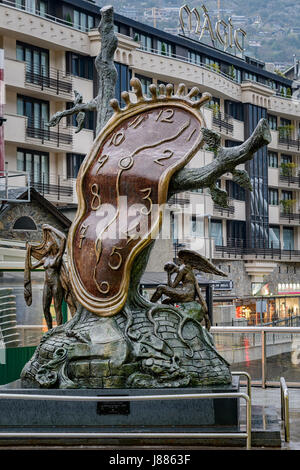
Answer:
211;326;300;388
232;371;251;401
280;377;290;443
0;390;251;449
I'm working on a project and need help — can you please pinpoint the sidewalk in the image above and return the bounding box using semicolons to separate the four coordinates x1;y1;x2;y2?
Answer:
241;385;300;450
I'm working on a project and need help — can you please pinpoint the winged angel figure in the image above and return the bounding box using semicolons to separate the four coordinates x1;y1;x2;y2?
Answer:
150;249;226;329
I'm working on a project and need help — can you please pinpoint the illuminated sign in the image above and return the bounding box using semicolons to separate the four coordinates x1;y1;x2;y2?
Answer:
179;4;247;54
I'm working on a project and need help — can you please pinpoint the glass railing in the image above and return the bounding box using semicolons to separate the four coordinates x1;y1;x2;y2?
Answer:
1;0;96;33
212;326;300;386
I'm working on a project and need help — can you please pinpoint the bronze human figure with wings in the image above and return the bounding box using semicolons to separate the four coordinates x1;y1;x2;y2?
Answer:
150;249;227;330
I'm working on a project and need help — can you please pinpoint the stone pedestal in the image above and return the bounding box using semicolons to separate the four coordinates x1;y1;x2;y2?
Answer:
0;377;239;431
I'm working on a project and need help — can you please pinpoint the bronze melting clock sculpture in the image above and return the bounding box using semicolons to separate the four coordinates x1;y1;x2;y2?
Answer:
21;6;271;389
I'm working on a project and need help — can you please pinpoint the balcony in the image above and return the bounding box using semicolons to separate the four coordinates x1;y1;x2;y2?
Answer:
278;136;300;152
4;114;73;151
213;201;235;218
0;1;90;53
280;212;300;226
212;112;234;135
30;173;75;204
132;47;242;102
5;59;73;100
26;124;72;150
279;174;300;189
215;238;300;260
25;64;72;98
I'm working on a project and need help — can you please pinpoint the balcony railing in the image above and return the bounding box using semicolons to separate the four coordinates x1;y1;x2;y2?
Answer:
25;64;72;96
213;202;235;215
279;136;300;151
26;121;72;147
215;238;300;259
280;212;300;224
279;174;300;187
29;173;75;200
1;0;95;33
212;112;234;134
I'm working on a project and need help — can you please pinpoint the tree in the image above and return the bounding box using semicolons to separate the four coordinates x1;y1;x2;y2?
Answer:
48;6;271;210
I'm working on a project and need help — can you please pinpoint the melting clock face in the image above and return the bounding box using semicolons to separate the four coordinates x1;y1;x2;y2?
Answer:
68;102;204;316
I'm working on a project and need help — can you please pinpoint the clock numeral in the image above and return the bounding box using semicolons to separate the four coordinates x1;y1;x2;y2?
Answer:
79;223;89;249
140;187;153;216
156;108;174;123
91;183;101;211
154;149;174;166
129;115;145;129
96;154;109;173
109;130;125;146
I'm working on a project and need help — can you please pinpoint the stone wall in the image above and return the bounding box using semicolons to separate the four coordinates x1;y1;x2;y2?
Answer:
0;200;69;243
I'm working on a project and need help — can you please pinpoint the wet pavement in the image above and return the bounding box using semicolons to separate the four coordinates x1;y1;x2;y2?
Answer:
241;385;300;450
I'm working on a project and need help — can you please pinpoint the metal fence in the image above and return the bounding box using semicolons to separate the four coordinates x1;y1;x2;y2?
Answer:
211;326;300;388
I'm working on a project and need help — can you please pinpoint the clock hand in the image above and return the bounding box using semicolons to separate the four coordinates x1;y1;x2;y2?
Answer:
130;119;191;157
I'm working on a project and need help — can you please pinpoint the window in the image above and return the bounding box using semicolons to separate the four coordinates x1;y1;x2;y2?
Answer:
269;188;278;205
157;40;173;57
268;152;278;168
283;227;294;250
281;154;292;165
73;10;94;31
13;216;37;231
188;51;201;65
66;103;95;131
244;71;257;82
267;114;277;130
16;41;49;81
66;153;85;179
191;216;204;238
135;74;152;97
224;101;244;121
115;63;130;104
134;32;152;51
281;190;293;201
66;52;94;80
269;226;280;248
15;1;48;15
17;148;49;184
211;220;223;246
226;180;245;201
17;95;49;130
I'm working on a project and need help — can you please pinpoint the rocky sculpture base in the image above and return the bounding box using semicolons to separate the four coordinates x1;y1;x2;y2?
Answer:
21;301;231;389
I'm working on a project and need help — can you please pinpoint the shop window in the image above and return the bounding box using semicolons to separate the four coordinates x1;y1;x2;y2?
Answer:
13;216;37;231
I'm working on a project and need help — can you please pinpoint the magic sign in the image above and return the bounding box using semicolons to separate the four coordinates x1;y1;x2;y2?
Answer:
179;4;247;54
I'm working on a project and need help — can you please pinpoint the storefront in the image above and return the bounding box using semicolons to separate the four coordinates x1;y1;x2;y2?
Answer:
235;293;300;326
